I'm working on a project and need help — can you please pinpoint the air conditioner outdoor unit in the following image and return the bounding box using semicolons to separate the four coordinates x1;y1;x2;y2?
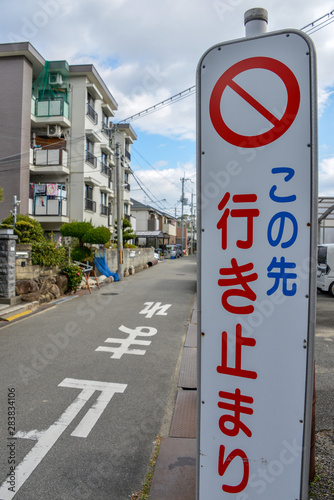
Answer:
49;72;63;85
47;125;63;137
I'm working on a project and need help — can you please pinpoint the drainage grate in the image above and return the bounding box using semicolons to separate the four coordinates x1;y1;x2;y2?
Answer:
101;293;119;296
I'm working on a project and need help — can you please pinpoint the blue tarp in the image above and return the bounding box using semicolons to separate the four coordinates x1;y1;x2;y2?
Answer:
94;254;119;282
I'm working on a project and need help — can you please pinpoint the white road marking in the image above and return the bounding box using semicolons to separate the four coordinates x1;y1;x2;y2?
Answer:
0;378;127;499
96;324;157;359
139;302;172;318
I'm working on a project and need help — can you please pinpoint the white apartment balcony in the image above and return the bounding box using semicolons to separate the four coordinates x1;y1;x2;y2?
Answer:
31;96;71;127
163;222;177;237
30;195;69;224
30;148;69;176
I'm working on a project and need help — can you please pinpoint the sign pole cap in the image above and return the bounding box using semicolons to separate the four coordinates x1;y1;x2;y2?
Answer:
244;8;268;37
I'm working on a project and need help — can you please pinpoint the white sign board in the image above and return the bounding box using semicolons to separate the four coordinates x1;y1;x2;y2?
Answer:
197;30;317;499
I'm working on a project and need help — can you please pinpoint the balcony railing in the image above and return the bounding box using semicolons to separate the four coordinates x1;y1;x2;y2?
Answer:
86;150;97;168
33;196;67;217
101;161;111;177
100;204;109;216
32;97;69;119
102;125;113;138
33;148;68;167
85;198;96;212
87;103;98;124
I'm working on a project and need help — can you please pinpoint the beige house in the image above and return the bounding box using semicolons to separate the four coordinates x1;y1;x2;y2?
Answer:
0;42;136;237
131;199;177;247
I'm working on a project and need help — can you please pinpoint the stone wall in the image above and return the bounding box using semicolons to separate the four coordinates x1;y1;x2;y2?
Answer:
15;245;155;282
15;244;61;281
0;231;18;299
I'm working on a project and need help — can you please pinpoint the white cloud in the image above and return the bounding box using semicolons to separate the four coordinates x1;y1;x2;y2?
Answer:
319;156;334;195
1;0;334;207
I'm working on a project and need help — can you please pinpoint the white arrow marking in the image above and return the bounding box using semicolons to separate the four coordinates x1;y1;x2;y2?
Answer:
0;378;126;499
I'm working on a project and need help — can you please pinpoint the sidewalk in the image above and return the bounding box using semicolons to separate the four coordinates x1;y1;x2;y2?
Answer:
148;295;197;500
0;298;37;323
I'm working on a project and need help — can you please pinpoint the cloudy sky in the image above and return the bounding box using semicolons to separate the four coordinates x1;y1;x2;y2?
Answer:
1;0;334;216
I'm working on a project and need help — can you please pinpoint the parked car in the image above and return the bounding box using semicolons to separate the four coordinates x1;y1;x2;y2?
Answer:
317;243;334;295
175;244;183;257
164;244;177;259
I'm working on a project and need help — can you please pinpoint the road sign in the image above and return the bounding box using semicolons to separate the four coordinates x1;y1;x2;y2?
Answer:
209;56;301;147
197;30;317;500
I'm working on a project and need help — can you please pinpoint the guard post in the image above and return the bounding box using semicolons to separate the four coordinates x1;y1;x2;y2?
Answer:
0;228;21;305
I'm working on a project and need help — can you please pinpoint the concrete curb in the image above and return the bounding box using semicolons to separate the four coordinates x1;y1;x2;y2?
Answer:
149;295;197;500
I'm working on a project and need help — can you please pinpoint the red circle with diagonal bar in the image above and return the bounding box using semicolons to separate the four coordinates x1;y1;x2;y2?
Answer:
209;56;300;148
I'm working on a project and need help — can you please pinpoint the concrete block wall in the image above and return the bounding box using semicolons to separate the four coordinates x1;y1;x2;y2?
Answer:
104;248;154;274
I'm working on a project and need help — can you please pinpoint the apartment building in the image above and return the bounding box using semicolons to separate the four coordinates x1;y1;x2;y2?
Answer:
0;42;136;237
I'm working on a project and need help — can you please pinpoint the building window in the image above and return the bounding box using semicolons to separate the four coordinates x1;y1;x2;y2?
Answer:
101;151;110;176
87;92;98;124
85;184;96;212
86;138;97;167
100;192;108;216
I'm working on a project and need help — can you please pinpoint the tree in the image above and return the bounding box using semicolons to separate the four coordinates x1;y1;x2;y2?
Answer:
60;221;111;263
0;188;3;202
114;218;136;243
60;221;93;247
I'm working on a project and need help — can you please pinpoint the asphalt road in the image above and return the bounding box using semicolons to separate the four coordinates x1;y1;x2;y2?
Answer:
315;290;334;431
0;255;197;500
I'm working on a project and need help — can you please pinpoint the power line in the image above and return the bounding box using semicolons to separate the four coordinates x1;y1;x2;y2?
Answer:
118;86;196;123
301;9;334;35
116;9;334;124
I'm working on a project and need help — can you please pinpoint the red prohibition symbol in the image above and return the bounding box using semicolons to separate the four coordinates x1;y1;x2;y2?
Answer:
209;57;300;148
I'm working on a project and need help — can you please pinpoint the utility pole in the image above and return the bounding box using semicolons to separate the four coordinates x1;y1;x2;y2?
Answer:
115;140;124;280
12;196;21;229
180;177;190;254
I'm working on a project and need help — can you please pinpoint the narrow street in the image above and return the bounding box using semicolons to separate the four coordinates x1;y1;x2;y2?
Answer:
0;256;197;500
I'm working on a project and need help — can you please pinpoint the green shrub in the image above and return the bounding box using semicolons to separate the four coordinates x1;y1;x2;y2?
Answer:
60;221;93;244
1;214;44;243
82;226;111;245
70;246;93;263
31;240;67;266
61;263;84;291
